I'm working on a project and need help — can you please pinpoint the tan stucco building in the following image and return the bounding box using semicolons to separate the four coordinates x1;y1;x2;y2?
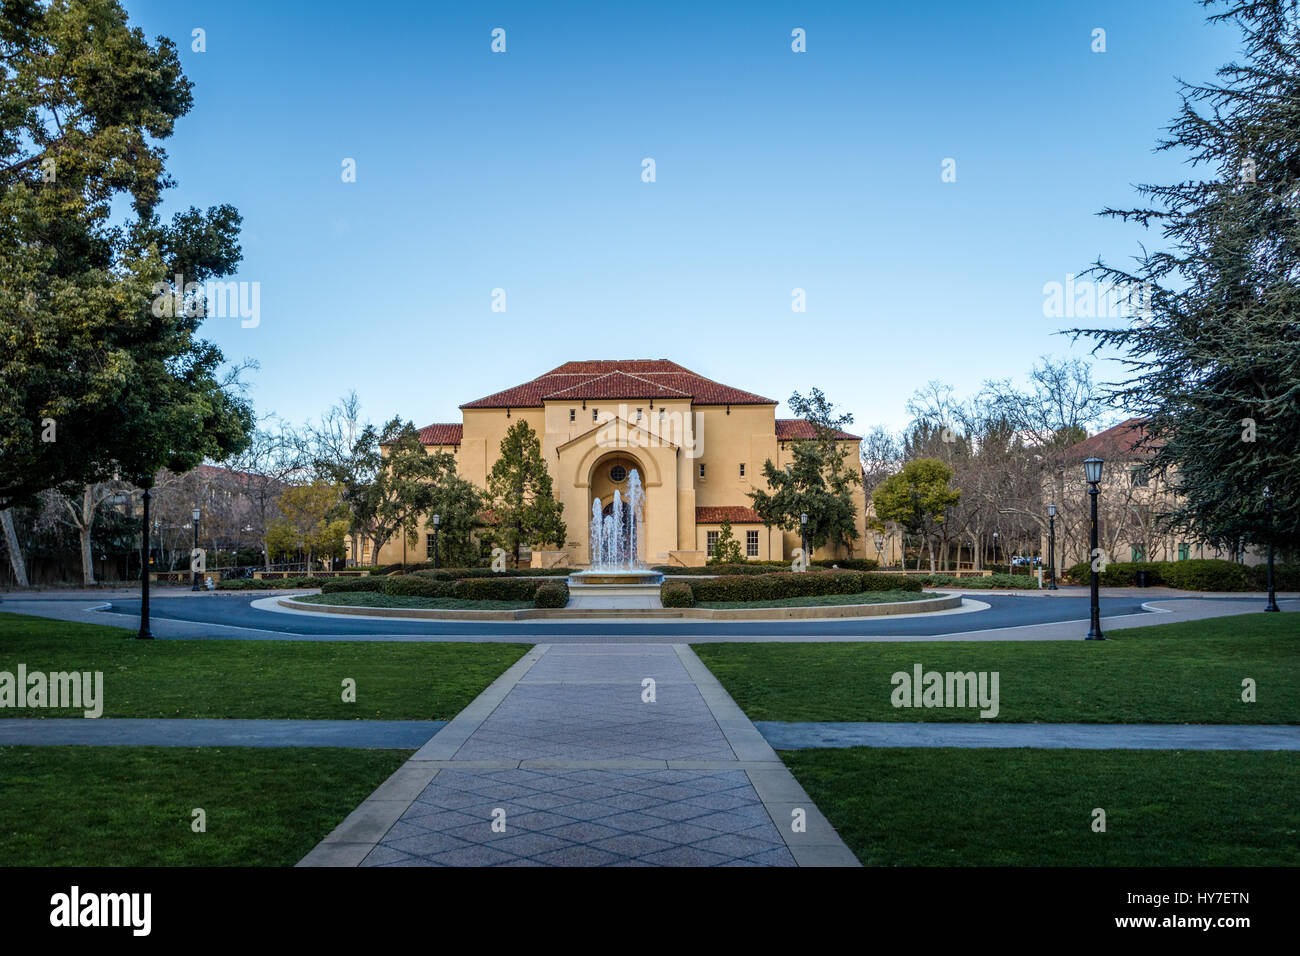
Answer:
366;360;872;568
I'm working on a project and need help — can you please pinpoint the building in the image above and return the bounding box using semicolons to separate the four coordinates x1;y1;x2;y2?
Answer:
368;360;877;568
1043;417;1260;569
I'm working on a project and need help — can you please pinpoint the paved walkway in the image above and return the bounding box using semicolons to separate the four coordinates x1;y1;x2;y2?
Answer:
757;721;1300;750
299;643;859;867
0;718;444;748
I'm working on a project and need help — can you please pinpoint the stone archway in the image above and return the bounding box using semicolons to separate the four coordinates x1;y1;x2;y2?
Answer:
588;452;647;566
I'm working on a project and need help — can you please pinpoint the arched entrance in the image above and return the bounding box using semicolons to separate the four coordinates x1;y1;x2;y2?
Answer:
588;453;646;566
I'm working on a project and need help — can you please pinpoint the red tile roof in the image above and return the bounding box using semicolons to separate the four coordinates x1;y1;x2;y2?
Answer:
1058;417;1153;463
416;423;463;446
775;419;862;441
696;506;764;524
460;360;776;408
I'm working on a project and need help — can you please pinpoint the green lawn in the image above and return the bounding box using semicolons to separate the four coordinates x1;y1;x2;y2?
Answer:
783;747;1300;866
694;614;1299;723
0;746;411;866
296;592;531;610
0;612;528;719
697;589;931;609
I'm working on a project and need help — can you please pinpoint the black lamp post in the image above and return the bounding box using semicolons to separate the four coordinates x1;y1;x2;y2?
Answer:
991;531;999;566
432;513;440;570
800;512;808;567
138;488;153;639
1047;504;1058;590
191;507;202;591
1084;457;1105;640
1264;485;1280;613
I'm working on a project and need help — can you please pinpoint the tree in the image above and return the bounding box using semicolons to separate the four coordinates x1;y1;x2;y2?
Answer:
872;458;962;571
275;482;344;572
428;471;485;568
0;0;252;510
1071;0;1300;554
368;419;445;565
749;389;862;553
486;421;566;566
708;516;745;564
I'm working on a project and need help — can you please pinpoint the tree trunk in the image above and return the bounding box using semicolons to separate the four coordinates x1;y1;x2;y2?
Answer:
80;486;96;586
0;508;29;587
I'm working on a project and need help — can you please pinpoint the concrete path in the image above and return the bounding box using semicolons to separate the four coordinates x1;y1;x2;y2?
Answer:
299;643;859;867
0;718;445;748
757;721;1300;751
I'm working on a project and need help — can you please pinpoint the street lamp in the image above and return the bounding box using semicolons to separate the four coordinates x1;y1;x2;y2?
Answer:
138;488;153;639
191;508;202;591
800;512;808;567
432;513;441;570
992;531;999;566
1083;458;1105;640
1264;485;1280;613
1047;504;1058;590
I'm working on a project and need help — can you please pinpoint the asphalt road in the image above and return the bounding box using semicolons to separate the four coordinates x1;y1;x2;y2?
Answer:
90;591;1170;641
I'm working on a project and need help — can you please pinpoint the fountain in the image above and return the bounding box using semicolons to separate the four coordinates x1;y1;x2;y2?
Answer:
568;468;664;589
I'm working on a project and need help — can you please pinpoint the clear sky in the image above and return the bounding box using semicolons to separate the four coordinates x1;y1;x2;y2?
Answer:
125;0;1241;436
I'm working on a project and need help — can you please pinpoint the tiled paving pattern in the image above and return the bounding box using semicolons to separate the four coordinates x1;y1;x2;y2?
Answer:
357;644;799;866
362;768;794;867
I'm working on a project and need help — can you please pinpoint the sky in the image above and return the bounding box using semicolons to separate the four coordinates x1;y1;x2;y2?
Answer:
124;0;1243;437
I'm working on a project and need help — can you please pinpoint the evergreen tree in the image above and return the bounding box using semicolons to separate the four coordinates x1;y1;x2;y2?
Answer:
708;516;746;564
486;421;565;567
1072;0;1300;553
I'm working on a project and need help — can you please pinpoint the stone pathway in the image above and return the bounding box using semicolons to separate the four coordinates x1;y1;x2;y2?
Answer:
0;718;444;748
299;643;859;867
757;721;1300;750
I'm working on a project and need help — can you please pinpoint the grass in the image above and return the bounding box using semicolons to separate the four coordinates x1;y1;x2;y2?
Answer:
295;592;531;610
0;612;528;719
0;746;411;866
782;747;1300;866
696;589;931;609
694;613;1299;723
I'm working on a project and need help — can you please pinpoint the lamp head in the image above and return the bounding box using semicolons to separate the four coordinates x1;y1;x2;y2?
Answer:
1083;457;1104;485
1047;504;1057;517
800;513;808;526
432;514;440;527
192;508;201;522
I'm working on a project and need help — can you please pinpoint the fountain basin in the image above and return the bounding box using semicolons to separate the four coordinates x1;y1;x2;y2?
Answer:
567;570;664;587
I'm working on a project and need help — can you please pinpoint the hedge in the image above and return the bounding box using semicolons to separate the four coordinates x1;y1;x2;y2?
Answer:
656;562;797;576
215;577;315;590
320;576;386;594
810;558;879;572
660;580;695;608
381;575;455;598
683;570;921;603
921;573;1039;590
534;581;570;608
415;567;572;581
1063;558;1261;591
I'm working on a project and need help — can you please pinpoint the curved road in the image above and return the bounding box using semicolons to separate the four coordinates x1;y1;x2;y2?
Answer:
70;591;1288;643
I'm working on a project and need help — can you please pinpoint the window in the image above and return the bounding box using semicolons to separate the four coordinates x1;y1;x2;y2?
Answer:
592;408;599;422
739;462;746;478
706;531;719;555
609;465;626;482
1131;545;1146;562
746;530;759;557
426;534;436;558
1129;467;1150;488
636;408;643;421
569;408;575;422
1178;543;1190;561
698;463;706;479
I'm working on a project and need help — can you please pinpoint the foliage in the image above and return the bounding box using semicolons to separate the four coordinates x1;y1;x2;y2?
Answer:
871;458;962;569
486;421;565;566
659;580;696;607
533;581;569;608
684;570;921;603
707;516;746;564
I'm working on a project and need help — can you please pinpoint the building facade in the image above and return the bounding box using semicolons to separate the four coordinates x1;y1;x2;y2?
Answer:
370;360;876;568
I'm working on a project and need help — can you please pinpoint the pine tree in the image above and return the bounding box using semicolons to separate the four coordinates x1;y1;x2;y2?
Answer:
708;516;746;564
1072;0;1300;554
487;421;566;567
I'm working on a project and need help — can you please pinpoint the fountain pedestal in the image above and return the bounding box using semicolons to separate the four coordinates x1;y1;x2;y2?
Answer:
566;569;665;606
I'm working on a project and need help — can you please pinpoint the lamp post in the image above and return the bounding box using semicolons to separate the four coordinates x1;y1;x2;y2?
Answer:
874;532;885;568
1047;504;1058;590
138;489;153;639
799;512;808;568
1264;485;1280;613
1084;457;1105;640
191;508;202;591
432;514;440;570
991;531;999;567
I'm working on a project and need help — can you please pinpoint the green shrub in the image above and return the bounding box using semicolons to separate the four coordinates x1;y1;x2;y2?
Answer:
1161;559;1251;591
655;562;795;576
215;577;314;590
450;578;546;601
381;575;454;598
810;558;879;572
660;580;695;608
860;572;924;592
1249;562;1300;591
689;570;869;603
320;576;385;594
533;581;570;608
416;567;572;581
921;573;1038;590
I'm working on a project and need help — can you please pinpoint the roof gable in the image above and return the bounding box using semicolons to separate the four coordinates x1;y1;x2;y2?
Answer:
460;359;776;408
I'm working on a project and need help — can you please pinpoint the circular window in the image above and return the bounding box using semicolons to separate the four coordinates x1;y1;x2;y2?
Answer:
609;465;627;482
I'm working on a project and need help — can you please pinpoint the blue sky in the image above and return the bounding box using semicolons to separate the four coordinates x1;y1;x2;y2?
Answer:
126;0;1241;435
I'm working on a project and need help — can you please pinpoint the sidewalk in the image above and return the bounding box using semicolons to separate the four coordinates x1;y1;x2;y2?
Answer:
299;643;859;867
0;718;444;748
